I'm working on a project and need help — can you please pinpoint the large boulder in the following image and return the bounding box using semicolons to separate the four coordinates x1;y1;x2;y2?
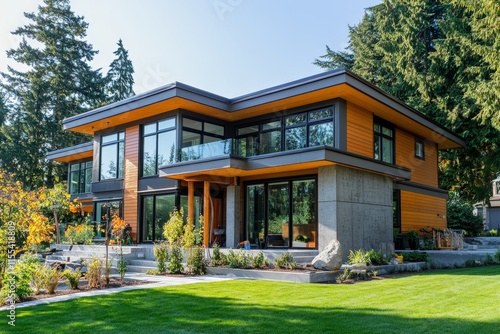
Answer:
312;240;342;270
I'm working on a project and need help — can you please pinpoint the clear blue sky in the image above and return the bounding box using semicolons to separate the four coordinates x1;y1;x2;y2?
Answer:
0;0;381;97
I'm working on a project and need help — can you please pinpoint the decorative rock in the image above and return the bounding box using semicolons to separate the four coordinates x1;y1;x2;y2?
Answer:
312;240;342;270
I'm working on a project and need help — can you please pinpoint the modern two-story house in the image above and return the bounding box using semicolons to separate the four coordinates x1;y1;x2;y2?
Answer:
47;68;465;255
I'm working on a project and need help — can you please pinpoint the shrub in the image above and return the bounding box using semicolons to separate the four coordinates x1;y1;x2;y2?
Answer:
64;224;95;244
63;269;82;290
402;251;429;263
494;250;500;264
347;249;371;265
46;266;64;294
251;251;269;268
1;253;40;301
227;249;250;269
187;247;206;275
153;242;170;273
210;243;228;266
274;252;296;270
486;229;499;237
163;208;184;244
484;254;495;265
168;242;184;274
32;264;55;294
146;269;160;275
366;249;388;265
447;192;484;236
85;256;102;288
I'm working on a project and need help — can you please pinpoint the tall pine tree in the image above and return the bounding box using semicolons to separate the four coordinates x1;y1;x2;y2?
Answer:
0;0;106;188
106;39;135;102
314;0;500;203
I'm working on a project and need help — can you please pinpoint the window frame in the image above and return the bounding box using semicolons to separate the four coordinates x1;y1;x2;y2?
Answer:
142;117;176;177
236;106;335;157
415;138;425;160
99;132;125;181
373;118;395;164
69;160;92;194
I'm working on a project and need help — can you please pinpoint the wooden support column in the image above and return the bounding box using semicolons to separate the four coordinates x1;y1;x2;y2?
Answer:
203;181;211;247
188;181;194;226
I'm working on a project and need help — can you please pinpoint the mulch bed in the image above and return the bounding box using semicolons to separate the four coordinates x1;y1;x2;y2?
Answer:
15;278;152;305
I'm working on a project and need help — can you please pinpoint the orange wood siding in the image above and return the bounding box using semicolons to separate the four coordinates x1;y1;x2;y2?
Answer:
346;102;373;157
400;190;447;233
396;130;438;187
124;126;139;242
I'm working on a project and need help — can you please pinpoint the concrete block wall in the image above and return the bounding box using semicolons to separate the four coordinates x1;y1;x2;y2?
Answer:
318;165;394;260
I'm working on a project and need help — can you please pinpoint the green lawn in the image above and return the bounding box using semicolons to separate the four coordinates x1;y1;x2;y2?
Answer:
3;266;500;333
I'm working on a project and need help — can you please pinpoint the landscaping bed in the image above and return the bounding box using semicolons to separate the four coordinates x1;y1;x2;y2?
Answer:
2;277;152;306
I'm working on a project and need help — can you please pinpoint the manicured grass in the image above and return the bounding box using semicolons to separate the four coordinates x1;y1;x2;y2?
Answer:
3;266;500;333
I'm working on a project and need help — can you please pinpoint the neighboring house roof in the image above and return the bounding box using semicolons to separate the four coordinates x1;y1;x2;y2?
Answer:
46;141;93;162
62;68;465;149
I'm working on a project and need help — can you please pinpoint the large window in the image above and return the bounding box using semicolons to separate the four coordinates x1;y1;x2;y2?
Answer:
237;106;334;157
142;194;176;242
100;132;125;180
245;177;316;249
180;117;225;161
374;120;394;164
69;161;92;194
94;200;123;238
142;117;176;176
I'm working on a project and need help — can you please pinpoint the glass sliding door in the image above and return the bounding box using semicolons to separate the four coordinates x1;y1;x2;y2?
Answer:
291;180;316;248
244;177;317;249
142;194;176;242
267;182;289;247
246;184;265;246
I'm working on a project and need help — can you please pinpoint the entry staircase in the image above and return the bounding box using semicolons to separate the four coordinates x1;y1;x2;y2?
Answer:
45;244;319;274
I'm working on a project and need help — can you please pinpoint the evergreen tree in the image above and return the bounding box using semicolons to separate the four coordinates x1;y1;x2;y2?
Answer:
106;39;135;102
314;0;500;203
0;0;106;188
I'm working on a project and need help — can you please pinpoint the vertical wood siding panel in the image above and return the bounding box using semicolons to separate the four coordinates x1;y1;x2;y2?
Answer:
124;126;139;241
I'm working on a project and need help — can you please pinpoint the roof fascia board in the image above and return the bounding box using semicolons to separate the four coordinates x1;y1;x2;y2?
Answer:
229;70;347;111
46;141;93;160
63;83;230;130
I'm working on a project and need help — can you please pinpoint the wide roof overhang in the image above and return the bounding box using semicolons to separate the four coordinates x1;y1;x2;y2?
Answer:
46;141;93;163
63;68;465;150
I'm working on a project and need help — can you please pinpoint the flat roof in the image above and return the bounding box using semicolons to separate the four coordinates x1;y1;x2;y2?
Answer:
46;141;93;162
62;68;465;149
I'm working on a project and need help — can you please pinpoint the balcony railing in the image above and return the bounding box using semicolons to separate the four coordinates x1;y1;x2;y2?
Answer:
178;139;237;162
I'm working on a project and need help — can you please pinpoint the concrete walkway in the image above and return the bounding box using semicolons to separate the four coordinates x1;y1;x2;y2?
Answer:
0;273;233;311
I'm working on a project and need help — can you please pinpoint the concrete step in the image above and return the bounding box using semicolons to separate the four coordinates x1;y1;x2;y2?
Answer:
129;259;158;267
126;265;157;274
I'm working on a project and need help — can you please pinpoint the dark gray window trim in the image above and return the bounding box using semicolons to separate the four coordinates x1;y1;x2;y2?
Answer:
415;138;425;160
373;117;396;164
68;159;93;195
99;131;125;181
234;99;346;153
